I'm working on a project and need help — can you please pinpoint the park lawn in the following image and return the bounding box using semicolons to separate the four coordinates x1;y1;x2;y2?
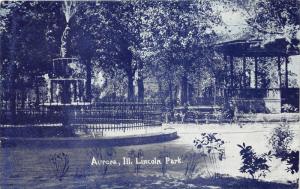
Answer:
3;173;297;189
0;122;299;188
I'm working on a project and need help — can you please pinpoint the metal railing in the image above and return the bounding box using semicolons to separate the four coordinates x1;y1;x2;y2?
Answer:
72;100;162;133
0;99;162;132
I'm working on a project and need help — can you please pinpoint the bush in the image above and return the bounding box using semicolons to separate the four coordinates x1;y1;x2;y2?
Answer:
128;149;144;175
221;100;235;121
282;150;299;174
194;133;225;178
49;152;70;181
194;133;225;161
182;150;202;179
268;121;294;158
158;147;170;176
281;104;298;112
87;147;116;177
237;143;272;179
268;121;298;175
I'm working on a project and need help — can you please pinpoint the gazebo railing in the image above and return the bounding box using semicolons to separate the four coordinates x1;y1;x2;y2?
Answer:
225;88;281;99
225;88;299;113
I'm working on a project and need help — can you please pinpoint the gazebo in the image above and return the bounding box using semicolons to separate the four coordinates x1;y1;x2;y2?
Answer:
216;38;299;113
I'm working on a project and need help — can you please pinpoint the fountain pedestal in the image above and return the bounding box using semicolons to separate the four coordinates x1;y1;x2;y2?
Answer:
49;58;86;104
44;58;89;128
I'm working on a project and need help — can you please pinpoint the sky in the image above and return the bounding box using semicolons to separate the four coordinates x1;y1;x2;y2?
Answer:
212;2;249;41
290;55;300;86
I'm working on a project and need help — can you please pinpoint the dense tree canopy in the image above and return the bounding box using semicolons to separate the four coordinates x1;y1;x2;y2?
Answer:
0;0;299;110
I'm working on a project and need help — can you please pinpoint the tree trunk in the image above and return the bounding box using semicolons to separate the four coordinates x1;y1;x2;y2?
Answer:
86;58;92;102
168;80;174;110
128;73;134;101
35;82;40;108
9;18;17;124
157;79;164;104
174;85;179;106
21;89;26;109
137;77;144;101
168;80;175;121
181;74;188;105
9;64;16;124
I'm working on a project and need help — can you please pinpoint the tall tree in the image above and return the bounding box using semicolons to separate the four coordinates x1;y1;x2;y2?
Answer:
73;1;160;101
1;1;64;112
246;0;300;45
144;1;221;105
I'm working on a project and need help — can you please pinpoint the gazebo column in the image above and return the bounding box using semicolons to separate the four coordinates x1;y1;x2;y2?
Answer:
254;56;258;89
56;82;60;103
242;56;246;88
230;55;234;88
213;77;216;106
73;81;77;102
62;80;66;104
223;55;228;88
78;80;83;101
50;81;54;103
64;80;71;104
285;56;289;88
277;57;282;88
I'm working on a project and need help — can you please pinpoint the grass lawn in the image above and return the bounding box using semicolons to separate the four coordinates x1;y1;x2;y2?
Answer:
0;122;299;188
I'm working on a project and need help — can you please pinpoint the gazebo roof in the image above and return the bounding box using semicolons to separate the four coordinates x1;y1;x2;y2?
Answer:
215;38;300;57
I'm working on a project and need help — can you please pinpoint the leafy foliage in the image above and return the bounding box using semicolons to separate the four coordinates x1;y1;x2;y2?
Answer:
268;121;294;158
268;121;298;175
237;143;272;179
281;104;299;113
128;149;144;175
246;0;300;47
281;150;299;174
182;150;202;179
1;1;299;109
87;147;116;177
158;147;170;176
49;152;70;181
281;149;299;175
194;133;225;161
193;133;225;178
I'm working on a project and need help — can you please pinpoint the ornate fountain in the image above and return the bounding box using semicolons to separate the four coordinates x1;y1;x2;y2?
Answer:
45;2;89;107
0;1;178;144
42;2;90;130
48;57;86;105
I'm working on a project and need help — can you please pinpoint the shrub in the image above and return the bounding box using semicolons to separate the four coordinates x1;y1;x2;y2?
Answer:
268;121;294;158
158;147;170;176
194;133;225;161
221;100;235;121
282;150;299;174
194;133;225;178
128;149;144;175
87;147;116;177
281;104;298;112
237;143;272;179
182;150;202;179
49;152;70;181
268;121;298;175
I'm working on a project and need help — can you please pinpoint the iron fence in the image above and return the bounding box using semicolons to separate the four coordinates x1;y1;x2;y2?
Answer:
0;99;162;132
72;100;162;133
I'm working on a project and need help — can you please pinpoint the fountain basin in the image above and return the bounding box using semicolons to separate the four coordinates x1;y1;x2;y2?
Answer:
0;127;178;148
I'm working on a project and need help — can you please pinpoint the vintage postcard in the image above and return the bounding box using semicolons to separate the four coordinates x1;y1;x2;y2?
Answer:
0;1;299;188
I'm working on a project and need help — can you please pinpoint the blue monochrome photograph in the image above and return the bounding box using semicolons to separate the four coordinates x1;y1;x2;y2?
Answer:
0;0;299;188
